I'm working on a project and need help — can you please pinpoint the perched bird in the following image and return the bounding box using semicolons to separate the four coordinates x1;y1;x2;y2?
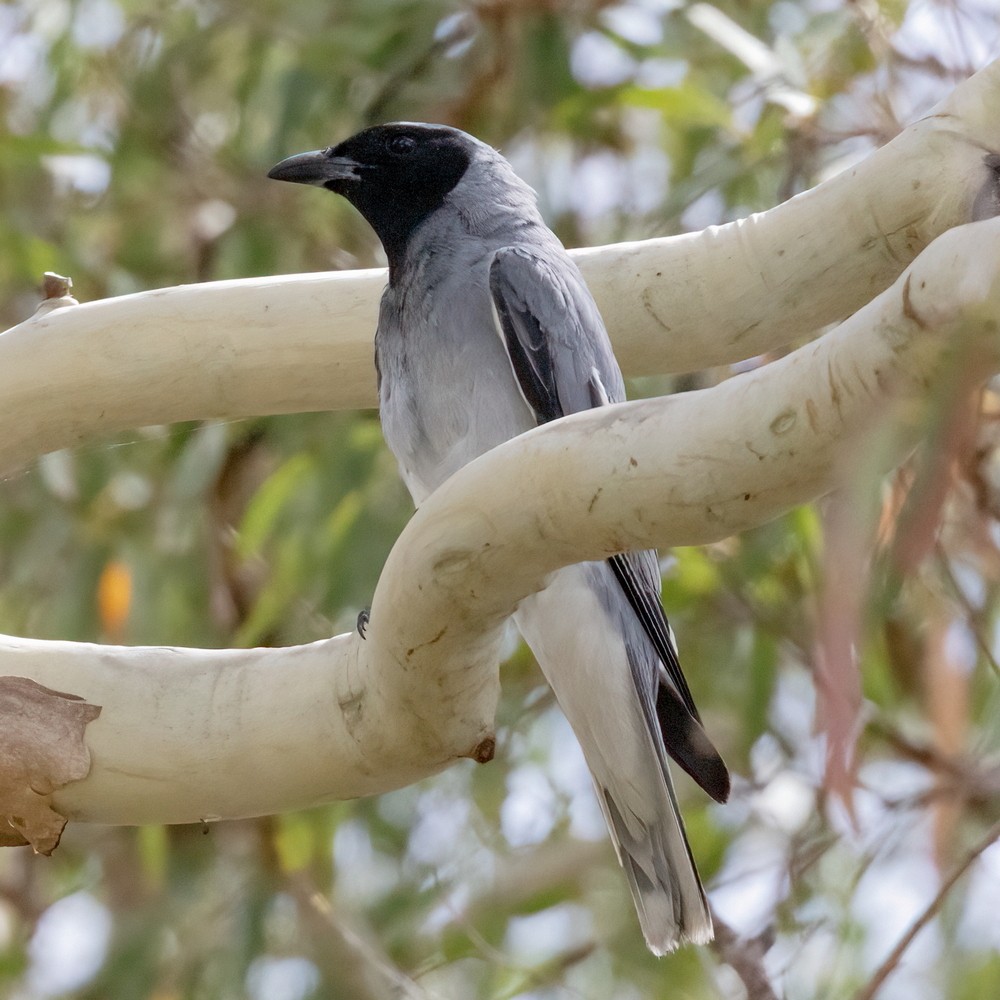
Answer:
269;124;729;953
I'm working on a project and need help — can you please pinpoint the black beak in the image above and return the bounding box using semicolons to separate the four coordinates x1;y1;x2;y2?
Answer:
267;149;362;187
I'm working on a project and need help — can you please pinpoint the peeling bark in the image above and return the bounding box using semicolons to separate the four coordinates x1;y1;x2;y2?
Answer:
0;677;101;853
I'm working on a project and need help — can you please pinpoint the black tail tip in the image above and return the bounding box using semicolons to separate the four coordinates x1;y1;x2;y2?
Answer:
703;757;731;804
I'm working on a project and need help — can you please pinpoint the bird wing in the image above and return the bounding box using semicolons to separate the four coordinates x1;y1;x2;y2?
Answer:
488;246;729;803
488;245;614;422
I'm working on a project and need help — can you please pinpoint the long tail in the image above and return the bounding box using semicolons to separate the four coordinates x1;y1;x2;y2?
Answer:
594;737;712;952
514;563;714;952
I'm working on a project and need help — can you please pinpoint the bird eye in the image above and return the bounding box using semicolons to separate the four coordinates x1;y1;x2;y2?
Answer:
388;135;417;155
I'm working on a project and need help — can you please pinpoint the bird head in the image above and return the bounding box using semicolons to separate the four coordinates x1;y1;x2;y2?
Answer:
268;122;477;272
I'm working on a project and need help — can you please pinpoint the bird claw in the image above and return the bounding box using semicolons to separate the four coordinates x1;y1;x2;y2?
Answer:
357;607;370;639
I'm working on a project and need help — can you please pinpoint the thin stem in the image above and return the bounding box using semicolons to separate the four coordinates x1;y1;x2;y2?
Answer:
853;821;1000;1000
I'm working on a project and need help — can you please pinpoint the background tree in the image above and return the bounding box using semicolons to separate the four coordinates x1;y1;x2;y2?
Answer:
1;2;999;999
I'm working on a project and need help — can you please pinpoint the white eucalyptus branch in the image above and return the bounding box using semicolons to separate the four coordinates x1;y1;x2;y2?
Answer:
3;214;998;833
1;61;997;476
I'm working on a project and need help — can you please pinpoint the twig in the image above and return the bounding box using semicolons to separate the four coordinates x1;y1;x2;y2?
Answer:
289;874;439;1000
869;719;1000;813
710;909;780;1000
363;12;476;123
853;820;1000;1000
934;540;1000;679
870;719;973;781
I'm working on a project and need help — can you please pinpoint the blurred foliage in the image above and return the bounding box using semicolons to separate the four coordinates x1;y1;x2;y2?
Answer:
1;1;1000;999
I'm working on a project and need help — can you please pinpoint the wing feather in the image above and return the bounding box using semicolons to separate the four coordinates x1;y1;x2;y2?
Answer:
488;246;729;803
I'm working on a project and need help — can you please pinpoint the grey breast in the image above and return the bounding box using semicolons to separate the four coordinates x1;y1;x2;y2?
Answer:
376;228;536;503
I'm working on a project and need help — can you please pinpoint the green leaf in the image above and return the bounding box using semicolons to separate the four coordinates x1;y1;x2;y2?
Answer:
237;452;315;558
622;82;733;129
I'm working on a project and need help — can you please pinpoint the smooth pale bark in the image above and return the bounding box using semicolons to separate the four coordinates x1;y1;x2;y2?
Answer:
3;215;995;827
2;60;999;832
0;60;998;477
